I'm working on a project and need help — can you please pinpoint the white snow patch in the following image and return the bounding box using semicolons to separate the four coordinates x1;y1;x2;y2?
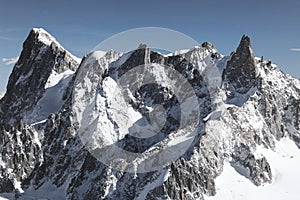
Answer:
13;179;24;193
169;48;190;56
83;50;107;66
20;181;66;199
45;69;74;89
205;137;300;200
92;50;107;58
31;119;47;126
32;28;59;46
25;70;74;124
0;92;4;100
0;194;14;200
226;86;257;107
137;169;169;200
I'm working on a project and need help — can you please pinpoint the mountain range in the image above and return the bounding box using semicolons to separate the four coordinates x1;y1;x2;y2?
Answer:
0;28;299;200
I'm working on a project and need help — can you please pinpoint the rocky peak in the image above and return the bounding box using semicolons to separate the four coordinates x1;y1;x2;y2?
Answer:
0;28;79;125
117;44;150;77
201;41;215;50
224;35;258;94
31;28;59;46
138;43;147;49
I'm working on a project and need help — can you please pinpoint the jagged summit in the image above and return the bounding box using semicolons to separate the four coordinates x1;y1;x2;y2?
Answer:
201;41;215;50
138;43;147;49
31;28;59;46
30;28;81;63
236;35;255;61
239;34;250;43
224;34;258;94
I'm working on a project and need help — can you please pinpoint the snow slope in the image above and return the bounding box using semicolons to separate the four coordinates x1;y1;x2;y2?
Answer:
205;137;300;200
24;69;75;124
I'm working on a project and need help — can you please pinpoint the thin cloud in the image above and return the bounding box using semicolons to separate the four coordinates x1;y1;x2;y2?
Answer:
2;57;19;65
0;36;13;40
0;28;29;40
290;48;300;52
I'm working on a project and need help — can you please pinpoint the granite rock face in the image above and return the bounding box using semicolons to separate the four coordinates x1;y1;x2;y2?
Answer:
0;30;299;199
224;35;258;94
0;121;43;193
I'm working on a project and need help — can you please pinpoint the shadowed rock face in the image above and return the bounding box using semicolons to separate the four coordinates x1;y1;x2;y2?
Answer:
224;35;258;94
0;121;43;193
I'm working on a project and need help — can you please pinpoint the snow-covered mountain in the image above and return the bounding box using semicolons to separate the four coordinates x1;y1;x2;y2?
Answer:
0;28;80;126
0;28;299;200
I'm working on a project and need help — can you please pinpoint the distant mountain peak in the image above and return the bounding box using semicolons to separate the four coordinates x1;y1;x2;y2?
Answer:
138;43;147;49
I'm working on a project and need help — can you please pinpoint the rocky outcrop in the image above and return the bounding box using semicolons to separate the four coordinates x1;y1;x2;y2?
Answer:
224;35;258;94
114;45;150;78
257;59;300;146
233;143;272;186
0;121;43;193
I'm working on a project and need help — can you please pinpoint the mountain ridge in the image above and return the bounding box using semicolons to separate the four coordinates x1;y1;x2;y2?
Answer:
0;28;299;200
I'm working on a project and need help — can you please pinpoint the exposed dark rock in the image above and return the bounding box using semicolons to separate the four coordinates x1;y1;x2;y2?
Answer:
0;124;43;193
201;42;215;49
116;45;150;78
224;35;258;94
233;143;272;186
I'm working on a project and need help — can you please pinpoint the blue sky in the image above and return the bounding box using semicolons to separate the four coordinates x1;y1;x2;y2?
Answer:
1;0;300;92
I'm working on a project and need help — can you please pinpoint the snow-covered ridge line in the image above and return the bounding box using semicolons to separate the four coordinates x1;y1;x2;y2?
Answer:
32;28;59;46
32;28;82;63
